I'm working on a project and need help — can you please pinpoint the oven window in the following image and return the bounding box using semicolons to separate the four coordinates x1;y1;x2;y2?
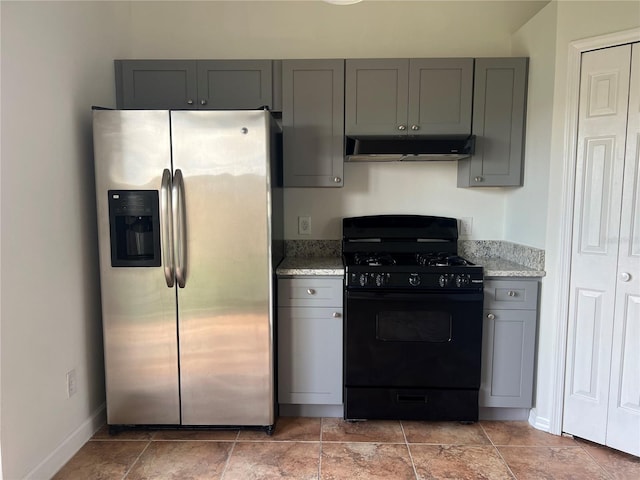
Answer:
376;311;452;342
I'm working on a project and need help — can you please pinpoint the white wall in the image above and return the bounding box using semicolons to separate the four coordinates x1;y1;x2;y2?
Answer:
513;0;640;432
507;4;557;248
128;0;550;240
0;2;131;478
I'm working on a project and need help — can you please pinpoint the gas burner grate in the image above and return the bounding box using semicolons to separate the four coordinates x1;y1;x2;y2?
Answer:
353;253;397;267
415;252;472;267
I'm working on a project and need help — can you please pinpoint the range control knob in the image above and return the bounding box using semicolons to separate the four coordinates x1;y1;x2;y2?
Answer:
456;274;470;287
375;273;389;287
358;274;369;287
438;274;449;288
409;274;421;286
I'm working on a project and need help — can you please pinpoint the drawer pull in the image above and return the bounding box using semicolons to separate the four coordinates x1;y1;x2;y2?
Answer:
332;312;341;318
508;291;517;297
487;313;496;320
307;288;316;295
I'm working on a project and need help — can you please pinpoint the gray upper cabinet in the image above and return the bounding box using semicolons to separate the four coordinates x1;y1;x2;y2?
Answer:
115;60;273;110
458;57;529;187
197;60;272;110
282;59;344;187
345;58;473;136
116;60;199;110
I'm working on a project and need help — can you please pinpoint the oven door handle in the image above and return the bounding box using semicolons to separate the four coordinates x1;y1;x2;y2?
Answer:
346;290;483;303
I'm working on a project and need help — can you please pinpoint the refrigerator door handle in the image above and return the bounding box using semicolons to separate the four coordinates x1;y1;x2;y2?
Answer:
161;169;174;287
172;169;187;288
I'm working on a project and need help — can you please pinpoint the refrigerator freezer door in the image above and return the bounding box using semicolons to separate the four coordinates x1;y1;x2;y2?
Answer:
93;110;180;425
171;110;275;426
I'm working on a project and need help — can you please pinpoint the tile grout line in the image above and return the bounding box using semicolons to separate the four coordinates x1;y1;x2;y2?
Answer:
318;417;324;480
574;439;616;480
478;422;519;480
400;421;420;480
218;433;239;480
121;438;153;480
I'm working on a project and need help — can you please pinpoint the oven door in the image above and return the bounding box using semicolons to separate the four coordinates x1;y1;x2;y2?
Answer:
345;289;483;389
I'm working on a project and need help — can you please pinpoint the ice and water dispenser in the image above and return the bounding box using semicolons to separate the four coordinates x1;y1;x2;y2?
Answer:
108;190;161;267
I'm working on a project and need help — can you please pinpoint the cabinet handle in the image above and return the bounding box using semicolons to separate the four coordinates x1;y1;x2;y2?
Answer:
474;176;483;182
333;177;342;184
487;313;495;320
332;312;341;318
508;290;517;297
397;125;407;131
307;288;316;295
411;125;420;131
200;99;208;106
187;99;194;105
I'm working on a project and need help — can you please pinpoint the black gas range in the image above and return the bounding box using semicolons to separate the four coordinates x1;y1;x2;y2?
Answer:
342;215;484;422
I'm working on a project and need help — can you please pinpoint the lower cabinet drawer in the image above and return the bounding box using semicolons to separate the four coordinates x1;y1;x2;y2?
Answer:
484;279;539;310
278;277;343;307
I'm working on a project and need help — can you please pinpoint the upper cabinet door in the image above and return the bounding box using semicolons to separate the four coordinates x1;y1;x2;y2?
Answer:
116;60;199;110
408;58;473;135
458;57;529;187
282;59;345;188
197;60;273;110
345;59;409;136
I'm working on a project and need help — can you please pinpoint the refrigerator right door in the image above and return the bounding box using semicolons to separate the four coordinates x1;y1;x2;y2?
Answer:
171;111;275;426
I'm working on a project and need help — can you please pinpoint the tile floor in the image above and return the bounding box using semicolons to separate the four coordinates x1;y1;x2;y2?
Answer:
53;417;640;479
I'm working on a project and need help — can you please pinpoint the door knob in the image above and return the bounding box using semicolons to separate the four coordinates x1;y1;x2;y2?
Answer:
619;272;632;282
487;313;495;320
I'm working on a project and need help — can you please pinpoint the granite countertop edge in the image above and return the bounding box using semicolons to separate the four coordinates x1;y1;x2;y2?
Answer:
276;255;545;278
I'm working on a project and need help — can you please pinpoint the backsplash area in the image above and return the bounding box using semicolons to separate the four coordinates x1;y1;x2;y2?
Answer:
284;239;545;271
285;240;341;257
458;240;545;271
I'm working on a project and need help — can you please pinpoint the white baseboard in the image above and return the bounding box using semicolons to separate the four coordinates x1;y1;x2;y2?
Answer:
25;403;106;480
528;407;551;432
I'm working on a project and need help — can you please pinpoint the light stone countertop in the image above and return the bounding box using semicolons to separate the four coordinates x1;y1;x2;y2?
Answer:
276;255;544;278
276;256;344;277
466;255;546;278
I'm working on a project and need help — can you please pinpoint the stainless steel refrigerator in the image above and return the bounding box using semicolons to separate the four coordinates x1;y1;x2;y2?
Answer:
92;109;283;431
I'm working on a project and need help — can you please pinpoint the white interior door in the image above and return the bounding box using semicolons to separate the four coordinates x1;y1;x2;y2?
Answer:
606;42;640;456
563;43;640;457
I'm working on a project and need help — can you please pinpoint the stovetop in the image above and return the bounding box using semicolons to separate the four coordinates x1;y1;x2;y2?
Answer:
342;215;483;291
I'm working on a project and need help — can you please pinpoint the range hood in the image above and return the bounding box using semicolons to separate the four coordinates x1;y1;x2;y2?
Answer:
345;135;475;162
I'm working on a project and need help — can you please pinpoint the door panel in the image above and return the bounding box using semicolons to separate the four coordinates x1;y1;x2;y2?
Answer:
564;44;631;445
408;58;473;135
605;42;640;457
92;110;180;425
170;111;274;426
564;43;640;457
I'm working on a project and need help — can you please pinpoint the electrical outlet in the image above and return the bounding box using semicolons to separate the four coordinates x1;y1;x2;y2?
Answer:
298;216;311;235
67;369;77;398
459;217;473;236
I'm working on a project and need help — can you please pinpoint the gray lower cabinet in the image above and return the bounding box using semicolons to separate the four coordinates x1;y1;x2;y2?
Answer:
277;277;343;406
345;58;473;136
458;57;529;187
115;59;273;110
282;59;344;187
480;278;538;408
